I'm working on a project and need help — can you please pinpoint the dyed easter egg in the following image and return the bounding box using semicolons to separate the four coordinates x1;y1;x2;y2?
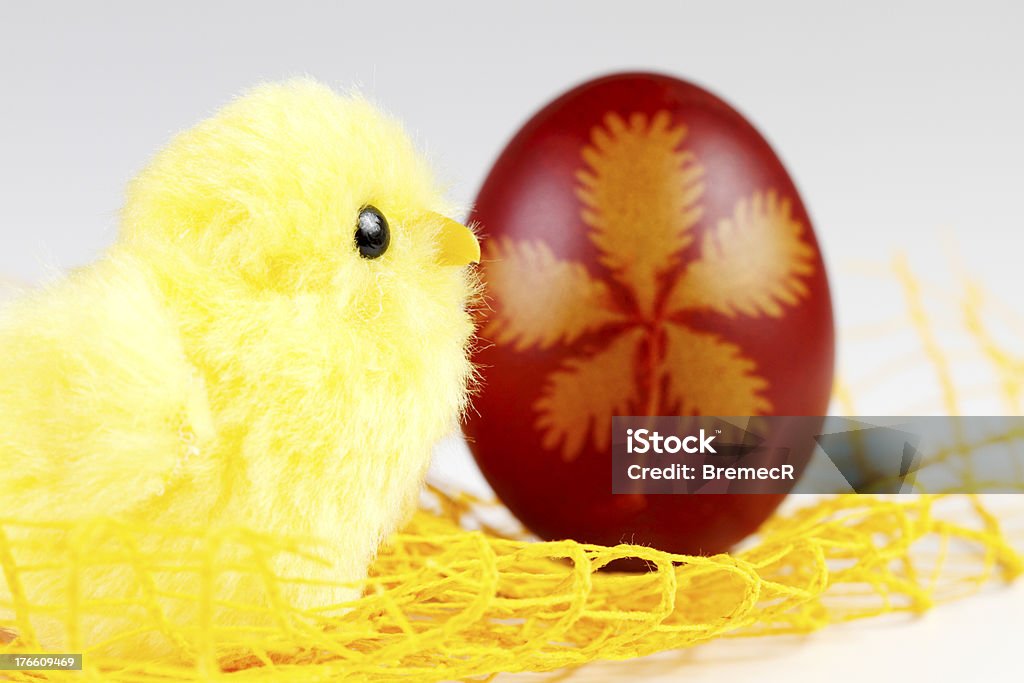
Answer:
465;73;834;558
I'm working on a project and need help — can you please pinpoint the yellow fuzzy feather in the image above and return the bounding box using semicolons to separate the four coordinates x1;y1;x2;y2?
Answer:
0;80;478;657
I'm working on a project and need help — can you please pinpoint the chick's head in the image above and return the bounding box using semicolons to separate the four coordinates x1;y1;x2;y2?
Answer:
120;80;480;450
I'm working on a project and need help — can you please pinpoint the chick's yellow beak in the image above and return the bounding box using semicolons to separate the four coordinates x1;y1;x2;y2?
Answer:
432;213;480;267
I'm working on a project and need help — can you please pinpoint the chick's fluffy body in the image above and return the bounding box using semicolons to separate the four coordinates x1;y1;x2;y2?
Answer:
0;81;476;654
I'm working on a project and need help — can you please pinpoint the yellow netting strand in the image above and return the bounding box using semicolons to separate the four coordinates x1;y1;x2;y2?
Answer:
0;260;1022;682
1;495;1020;682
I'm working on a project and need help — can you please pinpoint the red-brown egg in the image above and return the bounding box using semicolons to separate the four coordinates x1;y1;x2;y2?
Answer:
465;73;834;558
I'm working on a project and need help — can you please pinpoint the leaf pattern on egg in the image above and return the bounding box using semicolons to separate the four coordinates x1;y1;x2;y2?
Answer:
484;110;817;461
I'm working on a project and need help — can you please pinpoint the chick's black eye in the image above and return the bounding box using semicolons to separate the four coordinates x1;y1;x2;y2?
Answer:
355;206;390;259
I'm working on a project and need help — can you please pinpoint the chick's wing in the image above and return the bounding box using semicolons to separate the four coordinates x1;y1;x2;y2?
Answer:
0;255;214;521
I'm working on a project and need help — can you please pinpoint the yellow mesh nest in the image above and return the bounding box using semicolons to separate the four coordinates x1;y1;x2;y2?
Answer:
0;494;1021;681
1;258;1023;682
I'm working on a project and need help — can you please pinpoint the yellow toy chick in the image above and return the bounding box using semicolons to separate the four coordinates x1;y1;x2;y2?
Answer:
0;80;479;657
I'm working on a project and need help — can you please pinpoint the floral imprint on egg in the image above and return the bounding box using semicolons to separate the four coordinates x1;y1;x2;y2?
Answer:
484;110;817;461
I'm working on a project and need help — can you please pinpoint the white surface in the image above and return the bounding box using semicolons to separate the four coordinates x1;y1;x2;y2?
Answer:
2;1;1022;681
503;580;1024;682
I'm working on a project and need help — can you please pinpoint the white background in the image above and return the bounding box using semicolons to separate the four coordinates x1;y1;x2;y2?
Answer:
2;1;1022;680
